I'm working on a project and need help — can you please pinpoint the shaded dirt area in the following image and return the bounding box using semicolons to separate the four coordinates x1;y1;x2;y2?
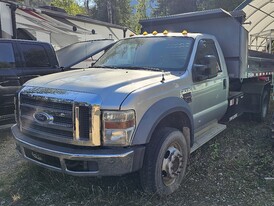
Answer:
0;103;274;206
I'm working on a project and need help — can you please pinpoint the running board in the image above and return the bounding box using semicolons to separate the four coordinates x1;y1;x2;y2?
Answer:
191;123;226;153
0;123;14;131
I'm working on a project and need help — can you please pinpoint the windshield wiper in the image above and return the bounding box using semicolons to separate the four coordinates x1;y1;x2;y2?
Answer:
92;65;119;69
93;65;162;71
118;66;162;71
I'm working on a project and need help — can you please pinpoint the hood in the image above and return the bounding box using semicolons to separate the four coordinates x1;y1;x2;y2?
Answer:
56;39;115;69
25;68;175;109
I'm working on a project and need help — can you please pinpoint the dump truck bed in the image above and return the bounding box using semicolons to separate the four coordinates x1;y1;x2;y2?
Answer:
248;50;274;77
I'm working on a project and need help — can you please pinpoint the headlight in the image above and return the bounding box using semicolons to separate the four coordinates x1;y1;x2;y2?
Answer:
102;110;135;146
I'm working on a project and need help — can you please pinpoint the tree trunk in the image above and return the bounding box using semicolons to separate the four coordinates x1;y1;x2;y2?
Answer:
85;0;90;15
107;0;113;23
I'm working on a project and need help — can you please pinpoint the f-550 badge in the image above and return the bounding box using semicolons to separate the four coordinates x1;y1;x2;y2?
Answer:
180;88;192;103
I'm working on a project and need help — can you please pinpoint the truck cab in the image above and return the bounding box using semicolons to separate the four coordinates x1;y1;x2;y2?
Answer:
11;31;229;195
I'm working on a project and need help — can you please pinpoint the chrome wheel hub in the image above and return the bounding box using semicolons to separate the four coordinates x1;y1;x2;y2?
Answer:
161;145;184;186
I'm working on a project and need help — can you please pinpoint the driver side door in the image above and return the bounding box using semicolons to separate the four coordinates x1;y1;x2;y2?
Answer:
190;38;228;131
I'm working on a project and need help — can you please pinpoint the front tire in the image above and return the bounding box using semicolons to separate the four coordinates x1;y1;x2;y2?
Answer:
140;127;189;195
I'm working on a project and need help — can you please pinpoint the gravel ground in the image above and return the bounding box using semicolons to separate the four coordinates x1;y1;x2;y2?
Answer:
0;103;273;206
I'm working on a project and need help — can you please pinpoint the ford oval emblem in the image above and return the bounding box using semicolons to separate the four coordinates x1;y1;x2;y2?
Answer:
33;112;54;124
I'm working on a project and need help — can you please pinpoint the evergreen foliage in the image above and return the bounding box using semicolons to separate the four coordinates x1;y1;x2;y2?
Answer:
19;0;245;33
51;0;86;15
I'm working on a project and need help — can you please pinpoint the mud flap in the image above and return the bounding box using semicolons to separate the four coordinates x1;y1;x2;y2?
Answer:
219;91;244;123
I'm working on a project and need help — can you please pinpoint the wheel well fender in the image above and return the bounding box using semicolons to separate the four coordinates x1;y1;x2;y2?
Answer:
241;80;271;96
132;97;194;147
241;80;271;112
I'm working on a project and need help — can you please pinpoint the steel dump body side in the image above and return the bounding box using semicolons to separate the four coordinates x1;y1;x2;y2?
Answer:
140;9;274;79
248;50;274;77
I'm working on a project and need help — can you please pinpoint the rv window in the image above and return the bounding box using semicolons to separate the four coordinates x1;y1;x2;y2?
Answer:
0;43;15;69
20;43;51;68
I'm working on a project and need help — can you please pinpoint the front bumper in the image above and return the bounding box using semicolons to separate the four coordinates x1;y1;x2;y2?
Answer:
12;125;145;176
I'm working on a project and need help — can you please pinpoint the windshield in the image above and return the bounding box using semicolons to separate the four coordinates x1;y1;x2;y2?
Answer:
94;37;194;71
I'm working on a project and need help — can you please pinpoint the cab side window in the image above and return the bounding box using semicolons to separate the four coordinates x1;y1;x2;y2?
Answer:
193;39;221;82
0;43;15;69
20;43;51;67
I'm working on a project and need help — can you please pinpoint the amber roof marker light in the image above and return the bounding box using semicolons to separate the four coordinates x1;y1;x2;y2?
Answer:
182;30;188;36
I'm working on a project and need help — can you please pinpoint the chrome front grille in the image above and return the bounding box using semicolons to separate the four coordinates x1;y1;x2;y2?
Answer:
18;87;101;146
21;96;73;111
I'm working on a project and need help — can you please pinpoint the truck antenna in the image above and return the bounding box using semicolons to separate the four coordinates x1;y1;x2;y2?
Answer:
161;70;165;83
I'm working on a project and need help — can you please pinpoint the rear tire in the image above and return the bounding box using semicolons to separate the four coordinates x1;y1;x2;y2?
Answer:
140;127;189;196
255;90;270;122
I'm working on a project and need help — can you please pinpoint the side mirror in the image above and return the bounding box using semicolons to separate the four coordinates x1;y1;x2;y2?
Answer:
192;64;208;81
204;55;218;79
192;55;218;82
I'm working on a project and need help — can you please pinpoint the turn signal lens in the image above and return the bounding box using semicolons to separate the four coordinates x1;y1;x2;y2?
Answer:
102;110;136;146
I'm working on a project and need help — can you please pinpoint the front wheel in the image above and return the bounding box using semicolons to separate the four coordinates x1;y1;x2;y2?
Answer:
140;127;189;195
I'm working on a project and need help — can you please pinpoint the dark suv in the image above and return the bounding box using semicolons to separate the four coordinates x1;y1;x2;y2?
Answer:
0;39;61;128
0;38;115;129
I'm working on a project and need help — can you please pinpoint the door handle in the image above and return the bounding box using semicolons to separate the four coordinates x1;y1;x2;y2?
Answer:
223;79;227;90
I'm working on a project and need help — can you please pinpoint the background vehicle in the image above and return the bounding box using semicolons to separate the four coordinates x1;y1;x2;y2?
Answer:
0;39;59;128
0;39;114;129
11;9;274;195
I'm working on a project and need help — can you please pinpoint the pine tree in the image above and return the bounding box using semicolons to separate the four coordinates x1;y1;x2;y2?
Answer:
152;0;196;17
89;0;132;27
151;0;244;17
197;0;243;11
51;0;86;15
132;0;148;34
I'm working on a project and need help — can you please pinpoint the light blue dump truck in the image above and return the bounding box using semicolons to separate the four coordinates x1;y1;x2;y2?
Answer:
12;9;274;195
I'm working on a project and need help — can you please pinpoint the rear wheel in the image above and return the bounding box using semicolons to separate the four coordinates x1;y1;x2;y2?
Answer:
140;127;189;195
255;90;270;122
